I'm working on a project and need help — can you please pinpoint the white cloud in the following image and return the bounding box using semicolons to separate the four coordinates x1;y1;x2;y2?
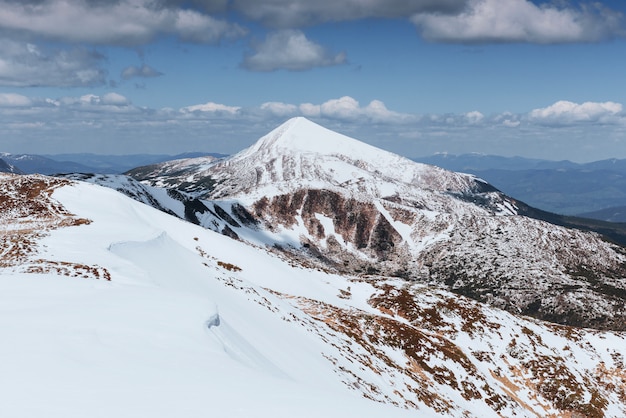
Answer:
502;119;520;128
299;103;321;118
318;96;415;123
260;102;298;117
0;0;245;45
173;8;246;43
320;96;361;120
0;93;32;107
365;100;402;122
411;0;624;43
102;92;130;106
465;110;484;124
242;30;346;71
0;40;106;87
529;100;623;124
181;102;241;114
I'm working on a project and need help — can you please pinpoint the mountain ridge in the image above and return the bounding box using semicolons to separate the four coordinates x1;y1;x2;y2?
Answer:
2;171;626;417
122;118;626;332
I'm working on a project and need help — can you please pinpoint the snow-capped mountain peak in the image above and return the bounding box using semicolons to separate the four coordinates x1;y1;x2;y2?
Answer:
208;117;483;201
240;116;394;161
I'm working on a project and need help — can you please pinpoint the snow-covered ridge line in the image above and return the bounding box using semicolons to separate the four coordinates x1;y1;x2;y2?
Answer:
1;173;626;417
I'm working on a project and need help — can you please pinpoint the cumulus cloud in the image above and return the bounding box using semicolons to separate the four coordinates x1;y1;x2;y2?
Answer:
0;40;106;87
121;64;163;80
231;0;465;28
412;0;624;43
319;96;361;120
299;103;321;118
502;119;521;127
242;30;346;71
529;100;623;124
256;96;415;123
0;0;246;45
102;92;130;106
181;102;241;114
319;96;415;123
260;102;298;117
465;110;484;124
0;93;32;107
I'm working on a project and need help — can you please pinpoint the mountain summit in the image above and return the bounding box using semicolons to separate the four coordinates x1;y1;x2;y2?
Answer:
207;117;487;200
126;118;626;331
238;116;403;164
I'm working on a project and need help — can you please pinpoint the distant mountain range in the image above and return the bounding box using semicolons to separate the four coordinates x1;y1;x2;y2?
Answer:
413;153;626;221
2;149;625;222
0;152;225;175
0;158;22;174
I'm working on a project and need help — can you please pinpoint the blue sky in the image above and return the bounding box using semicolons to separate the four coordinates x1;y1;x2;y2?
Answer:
1;0;626;162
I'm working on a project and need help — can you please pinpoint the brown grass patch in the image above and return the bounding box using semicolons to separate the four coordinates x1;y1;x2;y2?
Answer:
0;174;109;280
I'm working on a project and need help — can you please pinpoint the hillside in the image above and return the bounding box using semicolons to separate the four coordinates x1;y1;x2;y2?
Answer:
2;172;626;417
126;117;626;331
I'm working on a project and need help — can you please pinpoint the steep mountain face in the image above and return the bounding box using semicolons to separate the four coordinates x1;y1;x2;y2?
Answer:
2;172;626;417
0;157;22;174
126;117;626;331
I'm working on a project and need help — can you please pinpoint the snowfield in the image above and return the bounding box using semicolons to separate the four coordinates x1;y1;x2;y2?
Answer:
0;178;421;418
1;173;626;417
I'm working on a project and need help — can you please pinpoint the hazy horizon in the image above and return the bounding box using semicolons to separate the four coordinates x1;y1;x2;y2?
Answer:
1;1;626;162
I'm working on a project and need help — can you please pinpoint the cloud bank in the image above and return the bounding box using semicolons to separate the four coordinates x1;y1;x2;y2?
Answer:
529;100;623;124
0;40;106;87
0;0;246;45
2;94;624;161
0;0;624;88
411;0;624;43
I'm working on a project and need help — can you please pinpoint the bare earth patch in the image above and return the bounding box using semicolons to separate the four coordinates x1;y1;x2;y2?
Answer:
0;173;110;280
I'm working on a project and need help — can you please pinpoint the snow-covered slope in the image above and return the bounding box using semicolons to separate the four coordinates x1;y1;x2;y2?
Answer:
2;172;626;417
125;155;220;195
0;173;416;418
126;117;626;331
